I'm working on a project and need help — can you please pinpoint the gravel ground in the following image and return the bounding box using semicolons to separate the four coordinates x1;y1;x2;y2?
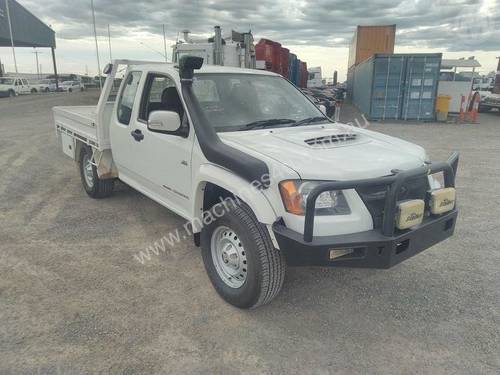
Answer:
0;91;499;374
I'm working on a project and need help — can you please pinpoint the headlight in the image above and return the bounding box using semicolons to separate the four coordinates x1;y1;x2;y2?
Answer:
278;180;351;216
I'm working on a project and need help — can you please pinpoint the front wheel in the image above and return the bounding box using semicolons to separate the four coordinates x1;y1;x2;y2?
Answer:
201;201;286;308
8;90;15;97
78;144;114;198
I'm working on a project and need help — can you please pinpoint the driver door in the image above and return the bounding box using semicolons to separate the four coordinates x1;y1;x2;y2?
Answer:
111;71;194;219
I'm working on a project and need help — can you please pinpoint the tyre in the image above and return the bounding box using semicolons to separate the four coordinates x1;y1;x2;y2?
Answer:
8;90;15;97
68;88;72;93
45;87;50;93
31;88;37;94
201;200;285;308
78;144;114;199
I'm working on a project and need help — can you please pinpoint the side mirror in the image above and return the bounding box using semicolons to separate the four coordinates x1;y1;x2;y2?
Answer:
148;110;181;133
318;104;327;115
103;63;113;75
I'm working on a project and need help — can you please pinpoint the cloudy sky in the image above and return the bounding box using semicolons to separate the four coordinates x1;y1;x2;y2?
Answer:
1;0;498;80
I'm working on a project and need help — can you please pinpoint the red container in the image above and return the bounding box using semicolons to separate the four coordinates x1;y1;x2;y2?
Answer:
280;48;290;78
300;61;308;88
256;39;282;74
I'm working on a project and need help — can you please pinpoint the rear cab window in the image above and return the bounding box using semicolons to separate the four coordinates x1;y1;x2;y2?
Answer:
117;71;142;125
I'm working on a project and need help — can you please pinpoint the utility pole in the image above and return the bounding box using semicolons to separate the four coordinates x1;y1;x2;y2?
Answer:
32;48;42;79
162;24;168;63
107;24;113;62
51;47;59;90
495;57;500;94
5;0;18;74
90;0;102;89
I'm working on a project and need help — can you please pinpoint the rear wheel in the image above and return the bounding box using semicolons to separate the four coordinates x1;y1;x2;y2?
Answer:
78;144;114;198
44;87;50;93
8;90;15;97
31;88;37;93
201;200;285;308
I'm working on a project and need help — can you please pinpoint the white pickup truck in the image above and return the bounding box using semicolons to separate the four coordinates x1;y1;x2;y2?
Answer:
0;77;34;97
54;58;459;308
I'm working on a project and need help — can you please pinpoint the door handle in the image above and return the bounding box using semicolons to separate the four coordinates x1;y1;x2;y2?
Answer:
131;129;144;142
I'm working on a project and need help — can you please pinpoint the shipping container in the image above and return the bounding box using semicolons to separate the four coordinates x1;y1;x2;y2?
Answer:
351;53;442;121
348;25;396;69
288;53;298;84
255;39;282;75
300;61;308;88
346;66;355;99
296;59;302;87
280;48;290;78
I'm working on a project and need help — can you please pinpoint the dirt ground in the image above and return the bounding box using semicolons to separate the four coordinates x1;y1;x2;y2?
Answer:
0;91;499;374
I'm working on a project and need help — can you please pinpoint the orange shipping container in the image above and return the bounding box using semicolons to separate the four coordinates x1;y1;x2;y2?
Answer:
348;25;396;68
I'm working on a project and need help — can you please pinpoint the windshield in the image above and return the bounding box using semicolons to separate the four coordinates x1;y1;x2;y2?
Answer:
0;78;14;85
191;73;326;132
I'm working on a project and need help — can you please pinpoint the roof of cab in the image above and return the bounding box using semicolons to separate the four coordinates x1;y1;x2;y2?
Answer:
119;59;279;77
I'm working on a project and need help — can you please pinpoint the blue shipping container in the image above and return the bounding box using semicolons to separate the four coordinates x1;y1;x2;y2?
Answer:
288;53;297;82
296;59;302;86
352;53;442;121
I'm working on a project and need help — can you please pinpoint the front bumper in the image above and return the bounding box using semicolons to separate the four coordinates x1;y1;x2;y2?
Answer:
273;152;460;269
274;209;457;268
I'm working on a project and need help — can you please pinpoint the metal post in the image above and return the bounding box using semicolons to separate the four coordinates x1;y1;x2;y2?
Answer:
51;47;59;90
162;24;168;63
107;24;112;61
214;26;222;65
5;0;18;74
33;48;41;79
91;0;102;90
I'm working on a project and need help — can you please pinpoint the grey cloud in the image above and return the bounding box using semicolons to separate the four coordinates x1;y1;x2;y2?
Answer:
18;0;500;51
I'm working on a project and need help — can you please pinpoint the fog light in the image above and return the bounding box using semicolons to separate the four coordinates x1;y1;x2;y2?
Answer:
429;188;456;215
396;199;425;230
329;248;354;260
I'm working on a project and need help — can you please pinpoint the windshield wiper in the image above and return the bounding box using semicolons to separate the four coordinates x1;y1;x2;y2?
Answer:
244;118;296;130
291;116;329;127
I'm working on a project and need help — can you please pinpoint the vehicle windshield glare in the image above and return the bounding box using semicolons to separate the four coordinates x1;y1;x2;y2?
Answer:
0;78;15;85
191;73;326;132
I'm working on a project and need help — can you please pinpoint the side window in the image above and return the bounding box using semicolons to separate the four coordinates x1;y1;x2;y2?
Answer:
140;74;184;122
117;71;142;125
22;79;28;86
15;79;20;86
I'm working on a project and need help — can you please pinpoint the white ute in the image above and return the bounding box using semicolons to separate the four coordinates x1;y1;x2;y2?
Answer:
54;58;459;308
